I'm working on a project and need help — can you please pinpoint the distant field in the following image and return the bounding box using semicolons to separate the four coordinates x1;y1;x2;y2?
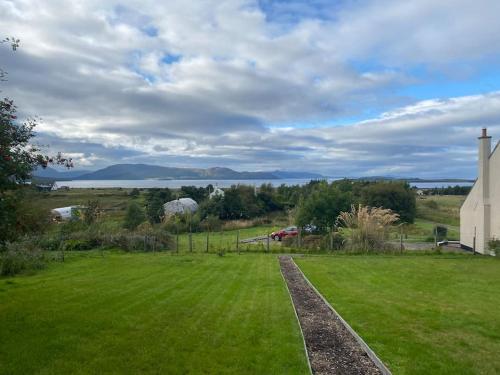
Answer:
395;195;466;243
296;255;500;374
35;188;138;222
415;195;465;226
0;253;309;375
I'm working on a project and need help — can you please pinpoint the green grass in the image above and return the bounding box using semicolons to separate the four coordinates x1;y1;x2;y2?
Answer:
176;225;283;252
416;195;465;226
0;252;309;374
296;255;500;374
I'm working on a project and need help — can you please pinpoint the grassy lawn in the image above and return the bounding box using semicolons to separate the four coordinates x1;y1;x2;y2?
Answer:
296;255;500;374
176;225;283;252
0;252;309;374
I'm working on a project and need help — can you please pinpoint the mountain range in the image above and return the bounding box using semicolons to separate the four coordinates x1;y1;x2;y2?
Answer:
34;164;326;180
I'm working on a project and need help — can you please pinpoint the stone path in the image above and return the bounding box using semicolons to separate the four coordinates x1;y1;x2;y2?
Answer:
279;256;387;375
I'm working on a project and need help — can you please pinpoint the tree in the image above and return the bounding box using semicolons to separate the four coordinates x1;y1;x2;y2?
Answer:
1;38;72;247
83;200;100;226
180;185;208;202
296;183;352;230
123;201;145;230
361;182;416;223
144;188;172;224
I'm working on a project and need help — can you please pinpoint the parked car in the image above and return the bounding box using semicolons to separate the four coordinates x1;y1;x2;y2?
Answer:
271;226;298;241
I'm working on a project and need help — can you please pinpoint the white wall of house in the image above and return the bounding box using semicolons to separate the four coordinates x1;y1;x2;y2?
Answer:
460;129;499;254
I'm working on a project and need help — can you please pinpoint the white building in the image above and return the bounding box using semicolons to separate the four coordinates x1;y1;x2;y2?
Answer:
460;128;499;254
163;198;199;217
209;186;224;199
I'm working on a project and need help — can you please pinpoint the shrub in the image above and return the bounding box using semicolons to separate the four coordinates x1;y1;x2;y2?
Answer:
129;188;140;198
488;238;500;256
201;215;222;232
123;201;146;230
424;200;439;210
61;239;94;251
361;182;416;223
0;241;46;276
336;204;399;252
83;200;100;226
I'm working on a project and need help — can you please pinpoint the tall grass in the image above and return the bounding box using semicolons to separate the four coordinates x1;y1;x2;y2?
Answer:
336;204;399;252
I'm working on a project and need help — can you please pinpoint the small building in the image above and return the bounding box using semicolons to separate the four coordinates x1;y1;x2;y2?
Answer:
51;206;82;221
460;128;499;254
163;198;199;217
36;184;53;192
209;186;225;199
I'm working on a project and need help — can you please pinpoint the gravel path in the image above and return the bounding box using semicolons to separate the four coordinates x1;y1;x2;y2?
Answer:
279;256;383;375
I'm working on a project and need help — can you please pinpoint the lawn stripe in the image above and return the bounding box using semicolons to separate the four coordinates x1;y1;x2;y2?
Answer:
291;257;392;375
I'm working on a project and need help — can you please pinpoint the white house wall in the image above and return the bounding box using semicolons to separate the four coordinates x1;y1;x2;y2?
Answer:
489;143;500;244
460;182;484;252
460;137;500;254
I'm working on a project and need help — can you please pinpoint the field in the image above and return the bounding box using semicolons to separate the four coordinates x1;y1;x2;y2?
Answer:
296;255;500;374
34;188;468;248
0;253;309;375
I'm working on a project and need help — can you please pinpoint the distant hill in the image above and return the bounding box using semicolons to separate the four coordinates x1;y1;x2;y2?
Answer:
271;170;325;179
34;166;91;180
72;164;328;180
355;176;474;183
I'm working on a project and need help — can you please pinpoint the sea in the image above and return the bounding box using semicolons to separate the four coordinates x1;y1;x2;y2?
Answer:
55;179;474;189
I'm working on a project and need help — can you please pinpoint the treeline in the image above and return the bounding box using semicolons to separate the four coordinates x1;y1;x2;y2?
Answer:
137;180;417;232
421;185;472;196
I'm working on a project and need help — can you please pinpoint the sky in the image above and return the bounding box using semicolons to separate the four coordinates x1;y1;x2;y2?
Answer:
2;0;500;178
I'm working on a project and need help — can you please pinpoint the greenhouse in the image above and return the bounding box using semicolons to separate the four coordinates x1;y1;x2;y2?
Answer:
163;198;199;217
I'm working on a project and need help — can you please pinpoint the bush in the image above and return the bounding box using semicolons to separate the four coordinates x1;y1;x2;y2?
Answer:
0;242;46;276
336;204;399;252
37;223;173;253
424;200;439;210
361;182;416;223
129;188;140;198
123;202;146;230
83;200;100;226
61;239;94;251
488;238;500;256
201;215;222;231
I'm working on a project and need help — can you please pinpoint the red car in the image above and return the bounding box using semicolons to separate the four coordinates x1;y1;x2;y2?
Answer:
271;226;298;241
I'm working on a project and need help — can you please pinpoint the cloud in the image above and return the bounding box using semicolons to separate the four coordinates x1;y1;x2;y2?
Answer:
1;0;500;177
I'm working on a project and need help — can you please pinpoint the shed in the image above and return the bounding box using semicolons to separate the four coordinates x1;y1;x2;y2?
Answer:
51;206;81;221
163;198;199;217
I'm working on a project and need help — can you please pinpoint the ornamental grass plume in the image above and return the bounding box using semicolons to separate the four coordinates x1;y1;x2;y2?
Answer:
336;204;399;252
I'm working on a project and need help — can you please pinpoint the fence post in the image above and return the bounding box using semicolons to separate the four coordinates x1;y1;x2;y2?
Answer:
176;229;179;254
189;232;193;252
221;228;224;252
267;233;270;253
434;226;437;248
298;227;302;248
236;230;240;254
206;231;209;253
330;227;333;251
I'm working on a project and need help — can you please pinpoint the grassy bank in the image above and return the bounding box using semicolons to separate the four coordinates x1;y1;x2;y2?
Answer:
295;255;500;374
0;252;309;374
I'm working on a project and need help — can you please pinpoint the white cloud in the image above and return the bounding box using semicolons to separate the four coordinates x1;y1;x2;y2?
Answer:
1;0;500;177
